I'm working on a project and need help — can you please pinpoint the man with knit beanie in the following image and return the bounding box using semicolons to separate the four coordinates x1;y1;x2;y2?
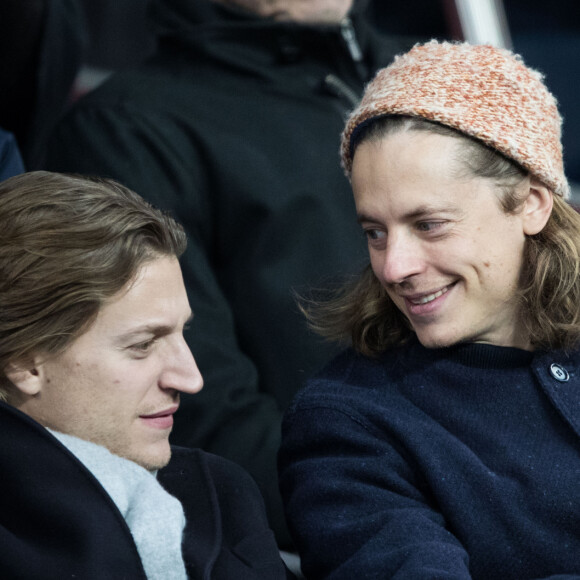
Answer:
279;40;580;578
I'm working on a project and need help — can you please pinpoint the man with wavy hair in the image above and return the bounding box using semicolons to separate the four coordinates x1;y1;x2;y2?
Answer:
279;41;580;579
0;171;289;579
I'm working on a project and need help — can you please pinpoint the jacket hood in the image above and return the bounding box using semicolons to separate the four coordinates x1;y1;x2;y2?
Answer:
148;0;367;38
149;0;254;37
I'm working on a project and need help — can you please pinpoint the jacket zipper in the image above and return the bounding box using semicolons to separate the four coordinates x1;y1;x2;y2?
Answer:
340;17;363;62
322;17;365;109
323;74;361;108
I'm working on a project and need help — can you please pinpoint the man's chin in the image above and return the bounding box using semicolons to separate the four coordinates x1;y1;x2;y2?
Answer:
127;444;172;472
414;328;464;350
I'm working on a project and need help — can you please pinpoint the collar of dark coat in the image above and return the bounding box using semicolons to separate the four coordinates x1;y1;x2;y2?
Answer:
0;401;147;579
158;446;222;576
147;0;372;69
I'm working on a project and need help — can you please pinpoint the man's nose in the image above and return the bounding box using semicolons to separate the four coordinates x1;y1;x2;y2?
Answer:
378;232;425;285
160;337;204;394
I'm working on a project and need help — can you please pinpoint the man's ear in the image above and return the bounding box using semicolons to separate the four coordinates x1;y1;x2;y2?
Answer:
522;177;554;236
4;361;43;396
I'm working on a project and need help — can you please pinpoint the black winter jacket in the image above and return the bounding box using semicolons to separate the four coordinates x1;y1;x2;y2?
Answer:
45;0;414;546
0;401;289;579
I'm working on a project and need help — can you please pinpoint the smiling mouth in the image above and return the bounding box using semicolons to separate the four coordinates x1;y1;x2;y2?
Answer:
408;285;451;305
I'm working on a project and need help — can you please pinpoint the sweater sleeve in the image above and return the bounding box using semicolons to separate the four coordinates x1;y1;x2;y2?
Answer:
278;400;472;579
44;102;291;547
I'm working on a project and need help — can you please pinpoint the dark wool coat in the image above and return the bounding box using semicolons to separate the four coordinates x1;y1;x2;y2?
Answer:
44;0;415;546
279;339;580;579
0;401;290;579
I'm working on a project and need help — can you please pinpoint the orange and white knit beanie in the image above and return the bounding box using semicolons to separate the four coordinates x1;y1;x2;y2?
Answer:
341;40;569;198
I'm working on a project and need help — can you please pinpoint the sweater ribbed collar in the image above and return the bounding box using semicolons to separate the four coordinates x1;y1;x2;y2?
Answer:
398;337;535;370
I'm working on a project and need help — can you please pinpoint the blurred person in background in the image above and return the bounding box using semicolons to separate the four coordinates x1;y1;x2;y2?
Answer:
0;0;84;168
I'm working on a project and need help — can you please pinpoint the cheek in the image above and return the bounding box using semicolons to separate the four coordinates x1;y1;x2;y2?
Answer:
481;224;525;264
468;235;526;296
477;213;526;253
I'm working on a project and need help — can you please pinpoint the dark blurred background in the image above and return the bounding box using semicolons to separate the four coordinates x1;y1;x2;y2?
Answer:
75;0;580;195
0;0;578;195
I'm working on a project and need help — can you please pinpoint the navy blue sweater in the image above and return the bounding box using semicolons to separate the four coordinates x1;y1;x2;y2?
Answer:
278;339;580;579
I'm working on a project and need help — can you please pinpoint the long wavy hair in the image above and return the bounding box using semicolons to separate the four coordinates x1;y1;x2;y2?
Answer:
303;116;580;355
0;171;187;401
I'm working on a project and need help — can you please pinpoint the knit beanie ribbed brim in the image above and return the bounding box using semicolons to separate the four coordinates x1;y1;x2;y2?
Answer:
341;40;569;198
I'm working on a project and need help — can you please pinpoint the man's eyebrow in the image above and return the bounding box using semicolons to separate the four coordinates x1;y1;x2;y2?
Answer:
357;204;464;224
403;204;464;220
118;312;194;339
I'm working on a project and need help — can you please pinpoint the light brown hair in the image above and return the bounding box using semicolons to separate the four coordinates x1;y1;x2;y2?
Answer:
304;116;580;355
0;171;187;401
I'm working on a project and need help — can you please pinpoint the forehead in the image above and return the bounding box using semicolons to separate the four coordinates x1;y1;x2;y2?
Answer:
350;130;512;227
77;257;191;346
353;132;467;197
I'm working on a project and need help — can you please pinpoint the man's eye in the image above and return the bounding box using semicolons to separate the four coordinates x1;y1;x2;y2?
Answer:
132;339;156;353
417;221;443;232
364;228;385;241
